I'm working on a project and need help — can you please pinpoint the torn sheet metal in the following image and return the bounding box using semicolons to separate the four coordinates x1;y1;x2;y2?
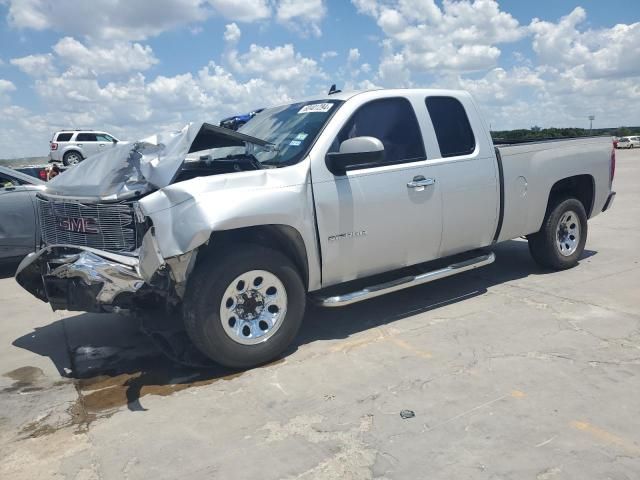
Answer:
44;122;273;202
49;251;145;304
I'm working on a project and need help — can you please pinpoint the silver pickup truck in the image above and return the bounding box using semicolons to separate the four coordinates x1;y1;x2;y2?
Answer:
16;88;616;368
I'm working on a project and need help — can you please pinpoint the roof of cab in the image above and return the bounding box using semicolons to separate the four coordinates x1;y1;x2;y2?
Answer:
268;88;471;109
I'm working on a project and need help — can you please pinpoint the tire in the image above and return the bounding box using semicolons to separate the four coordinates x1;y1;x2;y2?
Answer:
528;197;588;270
183;244;306;368
63;151;82;166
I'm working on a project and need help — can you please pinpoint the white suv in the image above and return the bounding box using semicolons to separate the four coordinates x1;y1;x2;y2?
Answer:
49;130;120;165
616;136;640;149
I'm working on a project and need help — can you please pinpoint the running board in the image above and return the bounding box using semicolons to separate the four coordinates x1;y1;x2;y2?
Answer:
315;252;495;307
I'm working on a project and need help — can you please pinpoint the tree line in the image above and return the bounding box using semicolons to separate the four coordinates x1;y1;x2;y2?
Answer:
491;126;640;141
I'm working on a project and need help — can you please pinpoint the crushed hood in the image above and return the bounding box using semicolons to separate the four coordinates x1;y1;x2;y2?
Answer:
45;122;272;202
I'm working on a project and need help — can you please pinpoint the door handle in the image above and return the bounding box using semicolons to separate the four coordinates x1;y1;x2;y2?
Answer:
407;176;435;189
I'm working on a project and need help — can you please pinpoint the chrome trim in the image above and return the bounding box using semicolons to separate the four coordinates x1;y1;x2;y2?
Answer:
16;245;144;306
49;251;144;304
17;244;139;273
315;252;495;307
37;197;138;253
407;177;436;189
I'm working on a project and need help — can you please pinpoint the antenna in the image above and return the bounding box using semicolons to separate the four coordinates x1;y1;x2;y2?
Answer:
328;84;341;95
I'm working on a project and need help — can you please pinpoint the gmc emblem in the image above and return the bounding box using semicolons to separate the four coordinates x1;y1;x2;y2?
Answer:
57;216;100;234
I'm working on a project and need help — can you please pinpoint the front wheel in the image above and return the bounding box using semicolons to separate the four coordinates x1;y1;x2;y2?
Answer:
528;197;588;270
183;245;306;368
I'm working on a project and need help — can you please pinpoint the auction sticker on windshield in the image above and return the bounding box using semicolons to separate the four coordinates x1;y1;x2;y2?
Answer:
298;103;333;114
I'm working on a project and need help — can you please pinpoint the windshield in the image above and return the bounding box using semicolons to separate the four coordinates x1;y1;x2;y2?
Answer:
193;99;343;167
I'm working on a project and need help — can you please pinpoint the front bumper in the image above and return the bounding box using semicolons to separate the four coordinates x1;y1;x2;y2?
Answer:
16;245;145;312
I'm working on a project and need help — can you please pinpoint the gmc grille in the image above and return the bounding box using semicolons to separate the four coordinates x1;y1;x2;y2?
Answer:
37;197;138;253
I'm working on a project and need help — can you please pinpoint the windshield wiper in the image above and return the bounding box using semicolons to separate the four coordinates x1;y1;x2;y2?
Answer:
213;153;264;170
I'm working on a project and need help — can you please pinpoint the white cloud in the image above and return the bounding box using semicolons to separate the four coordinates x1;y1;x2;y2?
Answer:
354;0;526;78
530;7;640;79
0;79;17;103
347;48;361;64
6;0;209;41
228;43;325;94
320;51;338;61
276;0;326;36
208;0;271;22
5;0;270;42
10;53;57;77
223;23;241;44
53;37;158;75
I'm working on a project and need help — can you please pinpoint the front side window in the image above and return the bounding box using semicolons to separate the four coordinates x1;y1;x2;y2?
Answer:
426;96;476;158
0;173;18;188
332;97;426;166
95;134;113;142
76;133;97;142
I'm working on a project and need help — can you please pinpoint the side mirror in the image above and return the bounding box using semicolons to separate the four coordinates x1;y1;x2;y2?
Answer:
325;136;385;175
113;139;118;144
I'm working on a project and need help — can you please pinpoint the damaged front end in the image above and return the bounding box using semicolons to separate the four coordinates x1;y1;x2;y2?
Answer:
16;229;197;313
13;121;258;312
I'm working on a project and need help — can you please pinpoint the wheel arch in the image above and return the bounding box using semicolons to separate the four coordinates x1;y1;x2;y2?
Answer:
198;225;310;290
545;174;595;219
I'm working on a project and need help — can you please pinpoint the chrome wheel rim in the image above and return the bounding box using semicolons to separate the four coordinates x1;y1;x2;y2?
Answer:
67;153;80;164
220;270;287;345
556;210;580;256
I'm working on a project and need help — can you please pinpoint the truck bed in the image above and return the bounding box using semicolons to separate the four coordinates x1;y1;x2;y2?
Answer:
494;136;613;243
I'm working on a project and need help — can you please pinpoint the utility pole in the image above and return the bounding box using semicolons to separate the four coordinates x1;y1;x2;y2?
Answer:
588;115;595;135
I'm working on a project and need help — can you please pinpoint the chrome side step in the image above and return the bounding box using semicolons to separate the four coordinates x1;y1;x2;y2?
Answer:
316;252;495;307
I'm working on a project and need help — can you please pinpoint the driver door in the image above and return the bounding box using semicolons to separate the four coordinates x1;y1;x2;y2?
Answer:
313;97;443;286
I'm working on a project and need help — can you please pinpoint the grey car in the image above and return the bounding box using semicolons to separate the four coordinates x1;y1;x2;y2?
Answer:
0;166;44;261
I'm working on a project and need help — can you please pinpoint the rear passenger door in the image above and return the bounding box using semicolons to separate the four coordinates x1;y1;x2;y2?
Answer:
75;132;99;157
313;97;443;286
423;96;499;257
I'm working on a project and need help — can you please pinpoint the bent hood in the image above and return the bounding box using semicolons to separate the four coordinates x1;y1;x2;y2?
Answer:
45;122;272;202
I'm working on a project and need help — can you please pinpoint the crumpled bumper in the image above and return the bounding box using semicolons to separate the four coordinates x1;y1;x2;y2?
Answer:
16;245;145;312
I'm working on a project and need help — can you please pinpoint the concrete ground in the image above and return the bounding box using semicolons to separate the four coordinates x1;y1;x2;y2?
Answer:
1;149;638;480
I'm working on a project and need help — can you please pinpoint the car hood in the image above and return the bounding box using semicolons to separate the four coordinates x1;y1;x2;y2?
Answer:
44;122;272;202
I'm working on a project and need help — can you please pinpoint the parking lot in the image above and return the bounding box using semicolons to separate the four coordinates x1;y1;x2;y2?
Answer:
0;148;638;479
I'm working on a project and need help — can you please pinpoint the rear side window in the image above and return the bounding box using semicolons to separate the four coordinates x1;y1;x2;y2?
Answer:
425;96;476;158
76;133;97;141
334;97;426;166
56;133;73;142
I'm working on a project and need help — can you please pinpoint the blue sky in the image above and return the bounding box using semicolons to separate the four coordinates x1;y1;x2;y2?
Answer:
0;0;639;157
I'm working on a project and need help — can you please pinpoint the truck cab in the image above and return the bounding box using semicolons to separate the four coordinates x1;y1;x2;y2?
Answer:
17;88;615;369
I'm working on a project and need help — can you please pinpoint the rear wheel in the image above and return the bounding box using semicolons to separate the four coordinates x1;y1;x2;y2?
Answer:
63;151;82;166
528;197;588;270
183;245;306;368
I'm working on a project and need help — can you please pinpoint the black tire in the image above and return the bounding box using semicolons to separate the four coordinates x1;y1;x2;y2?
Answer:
528;197;588;270
182;244;306;368
62;151;82;166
